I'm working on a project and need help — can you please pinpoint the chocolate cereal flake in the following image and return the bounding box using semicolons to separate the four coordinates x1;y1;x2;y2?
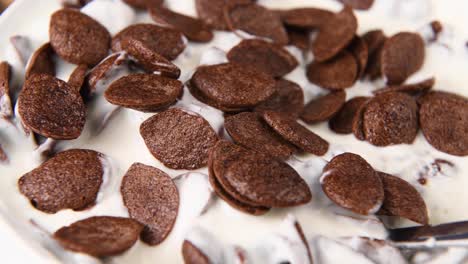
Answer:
301;90;346;124
221;150;312;207
209;140;270;215
105;73;182;112
195;0;252;30
140;108;218;169
377;172;429;225
112;24;185;60
329;96;370;134
85;52;128;96
348;36;369;78
227;39;298;77
419;91;468;156
321;153;384;215
121;163;179;245
67;64;88;93
149;6;213;43
224;112;296;159
18;74;86;140
312;6;357;62
190;63;276;109
50;9;111;66
362;30;387;80
25;43;56;79
120;38;180;78
362;92;418;146
381;32;425;85
307;51;358;90
254;79;305;118
261;111;329;156
373;77;435;96
0;61;12;117
280;8;333;29
18;149;103;213
225;3;288;45
54;216;143;257
123;0;161;9
182;240;210;264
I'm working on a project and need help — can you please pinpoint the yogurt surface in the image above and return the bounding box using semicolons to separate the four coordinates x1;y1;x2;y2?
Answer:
0;0;468;263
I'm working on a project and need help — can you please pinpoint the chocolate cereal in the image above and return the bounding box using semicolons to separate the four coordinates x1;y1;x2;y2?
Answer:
227;39;298;77
362;92;419;146
224;112;296;159
105;73;183;112
321;153;384;215
112;24;185;60
25;43;55;79
377;172;429;225
18;149;103;213
419;91;468;156
261;111;329;156
307;51;358;90
312;6;357;62
140;108;218;169
18;74;86;139
254;79;305;118
301;90;346;124
329;96;370;134
121;163;179;245
225;3;288;45
381;32;425;85
50;9;111;66
54;216;143;257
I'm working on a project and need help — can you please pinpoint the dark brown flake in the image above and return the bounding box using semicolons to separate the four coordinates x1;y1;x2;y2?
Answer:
312;6;357;62
261;111;329;156
120;38;180;78
18;74;86;139
280;8;333;29
362;92;419;146
225;3;288;45
377;172;429;225
286;27;310;51
25;43;55;79
381;32;425;85
322;153;384;215
373;77;435;96
209;141;270;215
187;81;245;113
419;91;468;156
182;240;210;264
112;24;185;60
0;61;12;117
301;90;346;124
121;163;179;245
348;36;369;78
105;73;183;112
85;52;128;96
50;9;111;66
362;29;387;80
190;63;276;109
221;149;311;207
227;39;298;77
123;0;162;9
54;216;143;257
329;96;370;134
254;79;304;118
68;64;88;93
140;108;218;169
18;149;103;213
307;51;358;90
224;112;296;159
195;0;252;30
149;6;213;43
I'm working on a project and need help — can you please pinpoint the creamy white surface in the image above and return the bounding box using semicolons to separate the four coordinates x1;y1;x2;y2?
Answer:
0;0;468;263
